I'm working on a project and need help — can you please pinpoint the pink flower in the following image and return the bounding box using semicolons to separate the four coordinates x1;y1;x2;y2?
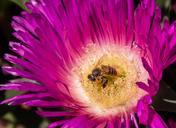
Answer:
1;0;176;127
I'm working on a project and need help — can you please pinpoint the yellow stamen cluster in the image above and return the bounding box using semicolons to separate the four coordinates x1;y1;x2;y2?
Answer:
70;43;148;116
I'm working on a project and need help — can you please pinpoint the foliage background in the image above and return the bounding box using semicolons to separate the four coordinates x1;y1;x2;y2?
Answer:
0;0;176;128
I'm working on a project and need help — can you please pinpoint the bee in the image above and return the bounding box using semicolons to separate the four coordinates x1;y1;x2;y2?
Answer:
101;65;117;76
87;62;117;88
87;67;109;88
88;65;118;88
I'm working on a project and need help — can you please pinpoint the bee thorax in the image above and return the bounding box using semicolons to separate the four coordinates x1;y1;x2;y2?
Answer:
92;68;101;77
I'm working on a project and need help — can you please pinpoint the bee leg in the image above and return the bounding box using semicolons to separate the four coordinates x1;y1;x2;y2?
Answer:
102;77;108;88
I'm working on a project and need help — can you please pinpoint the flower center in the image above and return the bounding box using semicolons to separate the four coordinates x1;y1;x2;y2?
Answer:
70;43;148;116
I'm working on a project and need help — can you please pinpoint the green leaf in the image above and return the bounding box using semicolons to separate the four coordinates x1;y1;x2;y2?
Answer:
156;0;171;9
39;120;49;128
3;112;16;123
5;90;23;99
9;0;28;10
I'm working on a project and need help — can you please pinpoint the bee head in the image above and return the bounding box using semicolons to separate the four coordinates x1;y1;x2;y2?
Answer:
88;74;96;81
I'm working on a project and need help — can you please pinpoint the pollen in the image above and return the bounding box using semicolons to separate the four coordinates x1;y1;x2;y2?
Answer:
70;42;148;116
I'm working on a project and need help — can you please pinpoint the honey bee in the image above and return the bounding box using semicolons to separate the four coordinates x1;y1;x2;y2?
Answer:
88;65;117;88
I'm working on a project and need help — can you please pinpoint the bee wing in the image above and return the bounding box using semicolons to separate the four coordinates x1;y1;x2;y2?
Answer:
94;55;106;68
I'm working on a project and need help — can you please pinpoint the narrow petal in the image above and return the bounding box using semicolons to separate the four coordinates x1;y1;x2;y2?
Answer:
36;111;76;117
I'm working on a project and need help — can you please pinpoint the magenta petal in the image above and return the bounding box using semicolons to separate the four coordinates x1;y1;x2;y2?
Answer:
61;116;96;128
135;0;155;49
136;82;149;92
1;92;51;105
2;66;33;79
137;95;152;124
141;58;156;80
107;121;114;128
36;111;75;117
23;100;67;108
137;100;150;125
96;122;107;128
48;120;68;128
149;109;168;128
137;95;167;128
0;82;46;92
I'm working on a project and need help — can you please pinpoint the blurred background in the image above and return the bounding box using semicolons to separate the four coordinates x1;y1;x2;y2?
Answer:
0;0;176;128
